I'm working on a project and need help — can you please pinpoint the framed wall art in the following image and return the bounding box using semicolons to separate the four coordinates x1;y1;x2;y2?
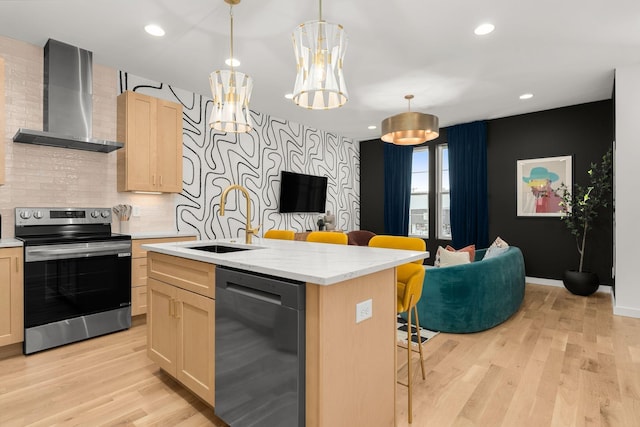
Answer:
516;155;572;217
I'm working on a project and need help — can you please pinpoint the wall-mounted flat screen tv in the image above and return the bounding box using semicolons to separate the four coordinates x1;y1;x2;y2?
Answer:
279;171;328;213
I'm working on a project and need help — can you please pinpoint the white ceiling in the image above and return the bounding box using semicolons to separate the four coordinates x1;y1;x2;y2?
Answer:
1;0;639;140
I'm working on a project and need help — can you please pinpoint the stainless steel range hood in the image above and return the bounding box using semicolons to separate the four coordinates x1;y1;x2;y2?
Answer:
13;39;123;153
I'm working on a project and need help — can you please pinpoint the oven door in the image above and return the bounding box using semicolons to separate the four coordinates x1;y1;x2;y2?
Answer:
24;240;132;329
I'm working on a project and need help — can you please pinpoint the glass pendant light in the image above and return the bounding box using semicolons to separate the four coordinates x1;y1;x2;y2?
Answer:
292;0;348;110
381;95;439;145
210;0;253;133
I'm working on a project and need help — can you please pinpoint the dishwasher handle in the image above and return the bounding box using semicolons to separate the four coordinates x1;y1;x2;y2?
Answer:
215;266;305;310
226;283;282;306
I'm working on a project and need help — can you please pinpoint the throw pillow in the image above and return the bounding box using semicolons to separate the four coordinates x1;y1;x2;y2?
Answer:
438;247;471;267
484;237;510;260
434;246;445;267
445;244;476;263
489;236;509;249
483;245;509;260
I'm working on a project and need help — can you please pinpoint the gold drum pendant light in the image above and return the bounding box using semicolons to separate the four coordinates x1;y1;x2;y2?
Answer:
292;0;348;110
210;0;253;133
381;95;439;145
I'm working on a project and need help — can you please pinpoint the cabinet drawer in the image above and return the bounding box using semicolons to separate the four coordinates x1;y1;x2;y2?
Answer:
148;253;215;299
131;285;147;316
133;236;196;258
132;257;148;288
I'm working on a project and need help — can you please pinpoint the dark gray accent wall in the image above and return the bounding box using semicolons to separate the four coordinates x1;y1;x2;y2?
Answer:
360;100;614;284
360;140;385;234
488;100;613;284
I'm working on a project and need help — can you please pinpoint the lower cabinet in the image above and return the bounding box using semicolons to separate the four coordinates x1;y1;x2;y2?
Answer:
0;247;23;347
131;236;196;316
147;253;215;406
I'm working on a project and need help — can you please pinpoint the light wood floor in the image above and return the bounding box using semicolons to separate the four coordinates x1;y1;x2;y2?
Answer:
1;284;639;426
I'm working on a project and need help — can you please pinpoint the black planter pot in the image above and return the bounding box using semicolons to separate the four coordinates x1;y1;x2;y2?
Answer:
562;270;600;296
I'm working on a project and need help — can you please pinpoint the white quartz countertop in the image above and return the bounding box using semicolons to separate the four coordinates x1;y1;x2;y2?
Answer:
142;238;429;285
131;231;198;240
0;239;23;248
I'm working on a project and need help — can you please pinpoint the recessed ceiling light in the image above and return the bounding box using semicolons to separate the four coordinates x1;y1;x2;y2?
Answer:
225;57;240;67
144;24;165;37
519;93;534;100
474;23;495;36
284;93;294;100
367;125;377;130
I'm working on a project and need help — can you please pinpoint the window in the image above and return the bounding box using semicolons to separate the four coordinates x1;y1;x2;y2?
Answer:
409;148;428;236
437;145;451;239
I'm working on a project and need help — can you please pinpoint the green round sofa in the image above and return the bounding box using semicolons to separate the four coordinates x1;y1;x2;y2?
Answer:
414;246;525;333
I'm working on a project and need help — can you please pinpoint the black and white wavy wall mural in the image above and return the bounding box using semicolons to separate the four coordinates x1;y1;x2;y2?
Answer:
119;72;360;239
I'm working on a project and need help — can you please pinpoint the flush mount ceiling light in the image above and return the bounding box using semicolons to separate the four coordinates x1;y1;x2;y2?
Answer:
519;93;534;100
381;95;439;145
291;0;348;110
144;24;165;37
474;23;495;36
209;0;253;133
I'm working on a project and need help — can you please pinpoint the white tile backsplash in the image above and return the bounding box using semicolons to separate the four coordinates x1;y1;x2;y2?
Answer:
0;36;176;238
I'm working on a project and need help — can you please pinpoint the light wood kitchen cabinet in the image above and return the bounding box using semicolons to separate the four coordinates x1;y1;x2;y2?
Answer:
147;252;215;405
131;236;196;316
0;248;23;347
117;90;183;193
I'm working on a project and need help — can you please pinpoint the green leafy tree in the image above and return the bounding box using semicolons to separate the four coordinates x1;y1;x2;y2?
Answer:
559;149;613;272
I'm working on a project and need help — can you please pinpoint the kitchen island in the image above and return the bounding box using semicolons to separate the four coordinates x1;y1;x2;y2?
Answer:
142;237;428;427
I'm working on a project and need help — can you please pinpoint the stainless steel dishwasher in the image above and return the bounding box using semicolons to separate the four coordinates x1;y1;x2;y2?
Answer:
215;265;305;426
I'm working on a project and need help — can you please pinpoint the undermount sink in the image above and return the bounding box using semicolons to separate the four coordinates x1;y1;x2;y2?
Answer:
187;244;256;254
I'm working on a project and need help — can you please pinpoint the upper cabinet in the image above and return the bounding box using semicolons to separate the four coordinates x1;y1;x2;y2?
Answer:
117;91;183;193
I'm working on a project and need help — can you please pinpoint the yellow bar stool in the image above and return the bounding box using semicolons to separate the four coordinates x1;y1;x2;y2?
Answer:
305;231;348;245
263;229;295;240
369;235;426;424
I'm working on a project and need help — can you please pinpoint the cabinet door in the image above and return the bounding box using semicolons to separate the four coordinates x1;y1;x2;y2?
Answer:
147;278;177;375
156;99;183;193
176;287;215;405
0;248;23;346
118;91;157;192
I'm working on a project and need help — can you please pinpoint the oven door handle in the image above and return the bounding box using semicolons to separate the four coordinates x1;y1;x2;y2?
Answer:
25;242;132;262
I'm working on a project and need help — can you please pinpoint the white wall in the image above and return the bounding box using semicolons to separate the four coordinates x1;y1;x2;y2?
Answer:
614;64;640;318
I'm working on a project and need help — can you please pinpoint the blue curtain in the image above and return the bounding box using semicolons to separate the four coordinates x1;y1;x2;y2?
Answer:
383;143;413;236
448;121;489;248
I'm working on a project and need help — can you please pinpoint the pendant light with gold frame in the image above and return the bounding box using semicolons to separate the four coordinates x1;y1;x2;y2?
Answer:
209;0;253;133
381;95;439;145
291;0;348;110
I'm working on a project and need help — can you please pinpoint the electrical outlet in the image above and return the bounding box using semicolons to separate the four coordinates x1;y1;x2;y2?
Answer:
356;299;373;323
132;206;141;217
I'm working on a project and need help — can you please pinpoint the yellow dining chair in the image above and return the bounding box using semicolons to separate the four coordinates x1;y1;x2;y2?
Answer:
368;235;426;424
263;229;295;240
305;231;348;245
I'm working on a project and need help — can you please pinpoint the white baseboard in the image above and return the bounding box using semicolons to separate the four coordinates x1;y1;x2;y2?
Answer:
525;276;611;294
611;293;640;319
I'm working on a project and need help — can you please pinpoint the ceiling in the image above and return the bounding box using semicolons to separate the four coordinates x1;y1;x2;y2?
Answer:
1;0;639;140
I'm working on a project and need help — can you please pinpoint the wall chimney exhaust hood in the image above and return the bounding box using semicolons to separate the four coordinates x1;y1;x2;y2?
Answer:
13;39;123;153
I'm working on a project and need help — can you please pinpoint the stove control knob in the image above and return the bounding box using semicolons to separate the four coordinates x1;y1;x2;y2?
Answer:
20;210;32;219
33;211;44;219
101;210;110;218
91;210;100;218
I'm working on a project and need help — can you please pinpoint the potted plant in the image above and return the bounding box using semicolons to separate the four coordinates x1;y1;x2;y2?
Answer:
559;149;613;296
